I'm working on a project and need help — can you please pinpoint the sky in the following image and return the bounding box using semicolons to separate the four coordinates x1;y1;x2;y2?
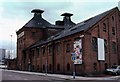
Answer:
0;0;120;58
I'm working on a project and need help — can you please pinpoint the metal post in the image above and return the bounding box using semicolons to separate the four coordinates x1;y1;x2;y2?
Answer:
45;60;47;75
73;62;75;79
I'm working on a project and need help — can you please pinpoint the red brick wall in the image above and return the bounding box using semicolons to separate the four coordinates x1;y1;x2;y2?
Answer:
17;8;120;75
17;27;43;70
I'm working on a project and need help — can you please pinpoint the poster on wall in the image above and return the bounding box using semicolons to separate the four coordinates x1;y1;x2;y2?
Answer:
73;39;82;64
97;38;105;61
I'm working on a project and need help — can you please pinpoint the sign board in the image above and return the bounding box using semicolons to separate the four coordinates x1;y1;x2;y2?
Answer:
71;52;76;62
17;31;24;39
73;38;82;64
97;38;105;61
71;56;76;62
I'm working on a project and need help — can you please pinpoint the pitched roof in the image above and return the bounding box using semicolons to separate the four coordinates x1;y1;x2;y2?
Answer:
24;16;54;28
30;7;119;48
24;9;53;28
53;7;118;40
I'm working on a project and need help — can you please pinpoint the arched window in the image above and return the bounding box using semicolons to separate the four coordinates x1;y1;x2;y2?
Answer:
43;65;45;71
37;65;39;70
49;64;51;71
67;63;70;71
57;64;60;71
32;65;34;71
93;63;97;72
112;16;114;21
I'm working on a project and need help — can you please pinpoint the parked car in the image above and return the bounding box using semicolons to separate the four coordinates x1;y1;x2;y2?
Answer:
105;65;120;75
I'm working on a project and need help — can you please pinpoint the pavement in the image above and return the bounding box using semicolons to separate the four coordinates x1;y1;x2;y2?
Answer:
2;69;120;80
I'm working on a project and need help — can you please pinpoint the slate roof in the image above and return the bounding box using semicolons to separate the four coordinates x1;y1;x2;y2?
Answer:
24;9;55;28
30;7;118;48
53;7;118;40
24;16;53;28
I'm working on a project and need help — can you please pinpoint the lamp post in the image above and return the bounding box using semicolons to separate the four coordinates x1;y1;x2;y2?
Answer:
10;35;12;59
71;52;76;79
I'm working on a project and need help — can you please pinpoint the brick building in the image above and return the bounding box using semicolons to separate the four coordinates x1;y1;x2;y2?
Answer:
7;58;17;70
16;7;120;75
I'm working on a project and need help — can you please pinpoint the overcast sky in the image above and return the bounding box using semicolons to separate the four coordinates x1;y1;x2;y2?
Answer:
0;0;120;58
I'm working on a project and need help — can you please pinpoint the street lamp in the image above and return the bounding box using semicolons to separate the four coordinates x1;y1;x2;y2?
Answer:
10;35;12;59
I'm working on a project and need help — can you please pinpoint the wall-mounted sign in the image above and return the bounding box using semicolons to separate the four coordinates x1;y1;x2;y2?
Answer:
97;38;105;61
73;39;82;64
17;31;24;39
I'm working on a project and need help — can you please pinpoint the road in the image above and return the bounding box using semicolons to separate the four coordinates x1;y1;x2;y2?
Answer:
2;69;119;82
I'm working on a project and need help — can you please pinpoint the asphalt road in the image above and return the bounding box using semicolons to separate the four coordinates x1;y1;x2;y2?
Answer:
2;69;119;82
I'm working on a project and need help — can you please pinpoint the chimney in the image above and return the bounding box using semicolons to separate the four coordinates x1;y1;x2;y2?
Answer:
61;13;73;26
31;9;44;18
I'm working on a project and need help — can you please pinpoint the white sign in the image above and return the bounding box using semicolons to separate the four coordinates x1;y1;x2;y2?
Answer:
17;31;24;39
97;38;105;61
118;1;120;11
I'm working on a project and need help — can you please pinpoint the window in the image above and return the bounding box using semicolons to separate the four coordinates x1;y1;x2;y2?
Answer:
104;39;107;53
36;47;39;57
43;65;45;71
112;16;114;21
33;65;34;71
92;37;98;51
42;47;45;56
66;43;71;52
23;51;26;63
112;42;116;54
37;65;39;71
32;50;34;57
112;27;115;35
67;63;70;71
49;64;52;71
56;43;61;55
103;23;107;32
93;63;97;72
57;64;60;71
48;45;52;55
